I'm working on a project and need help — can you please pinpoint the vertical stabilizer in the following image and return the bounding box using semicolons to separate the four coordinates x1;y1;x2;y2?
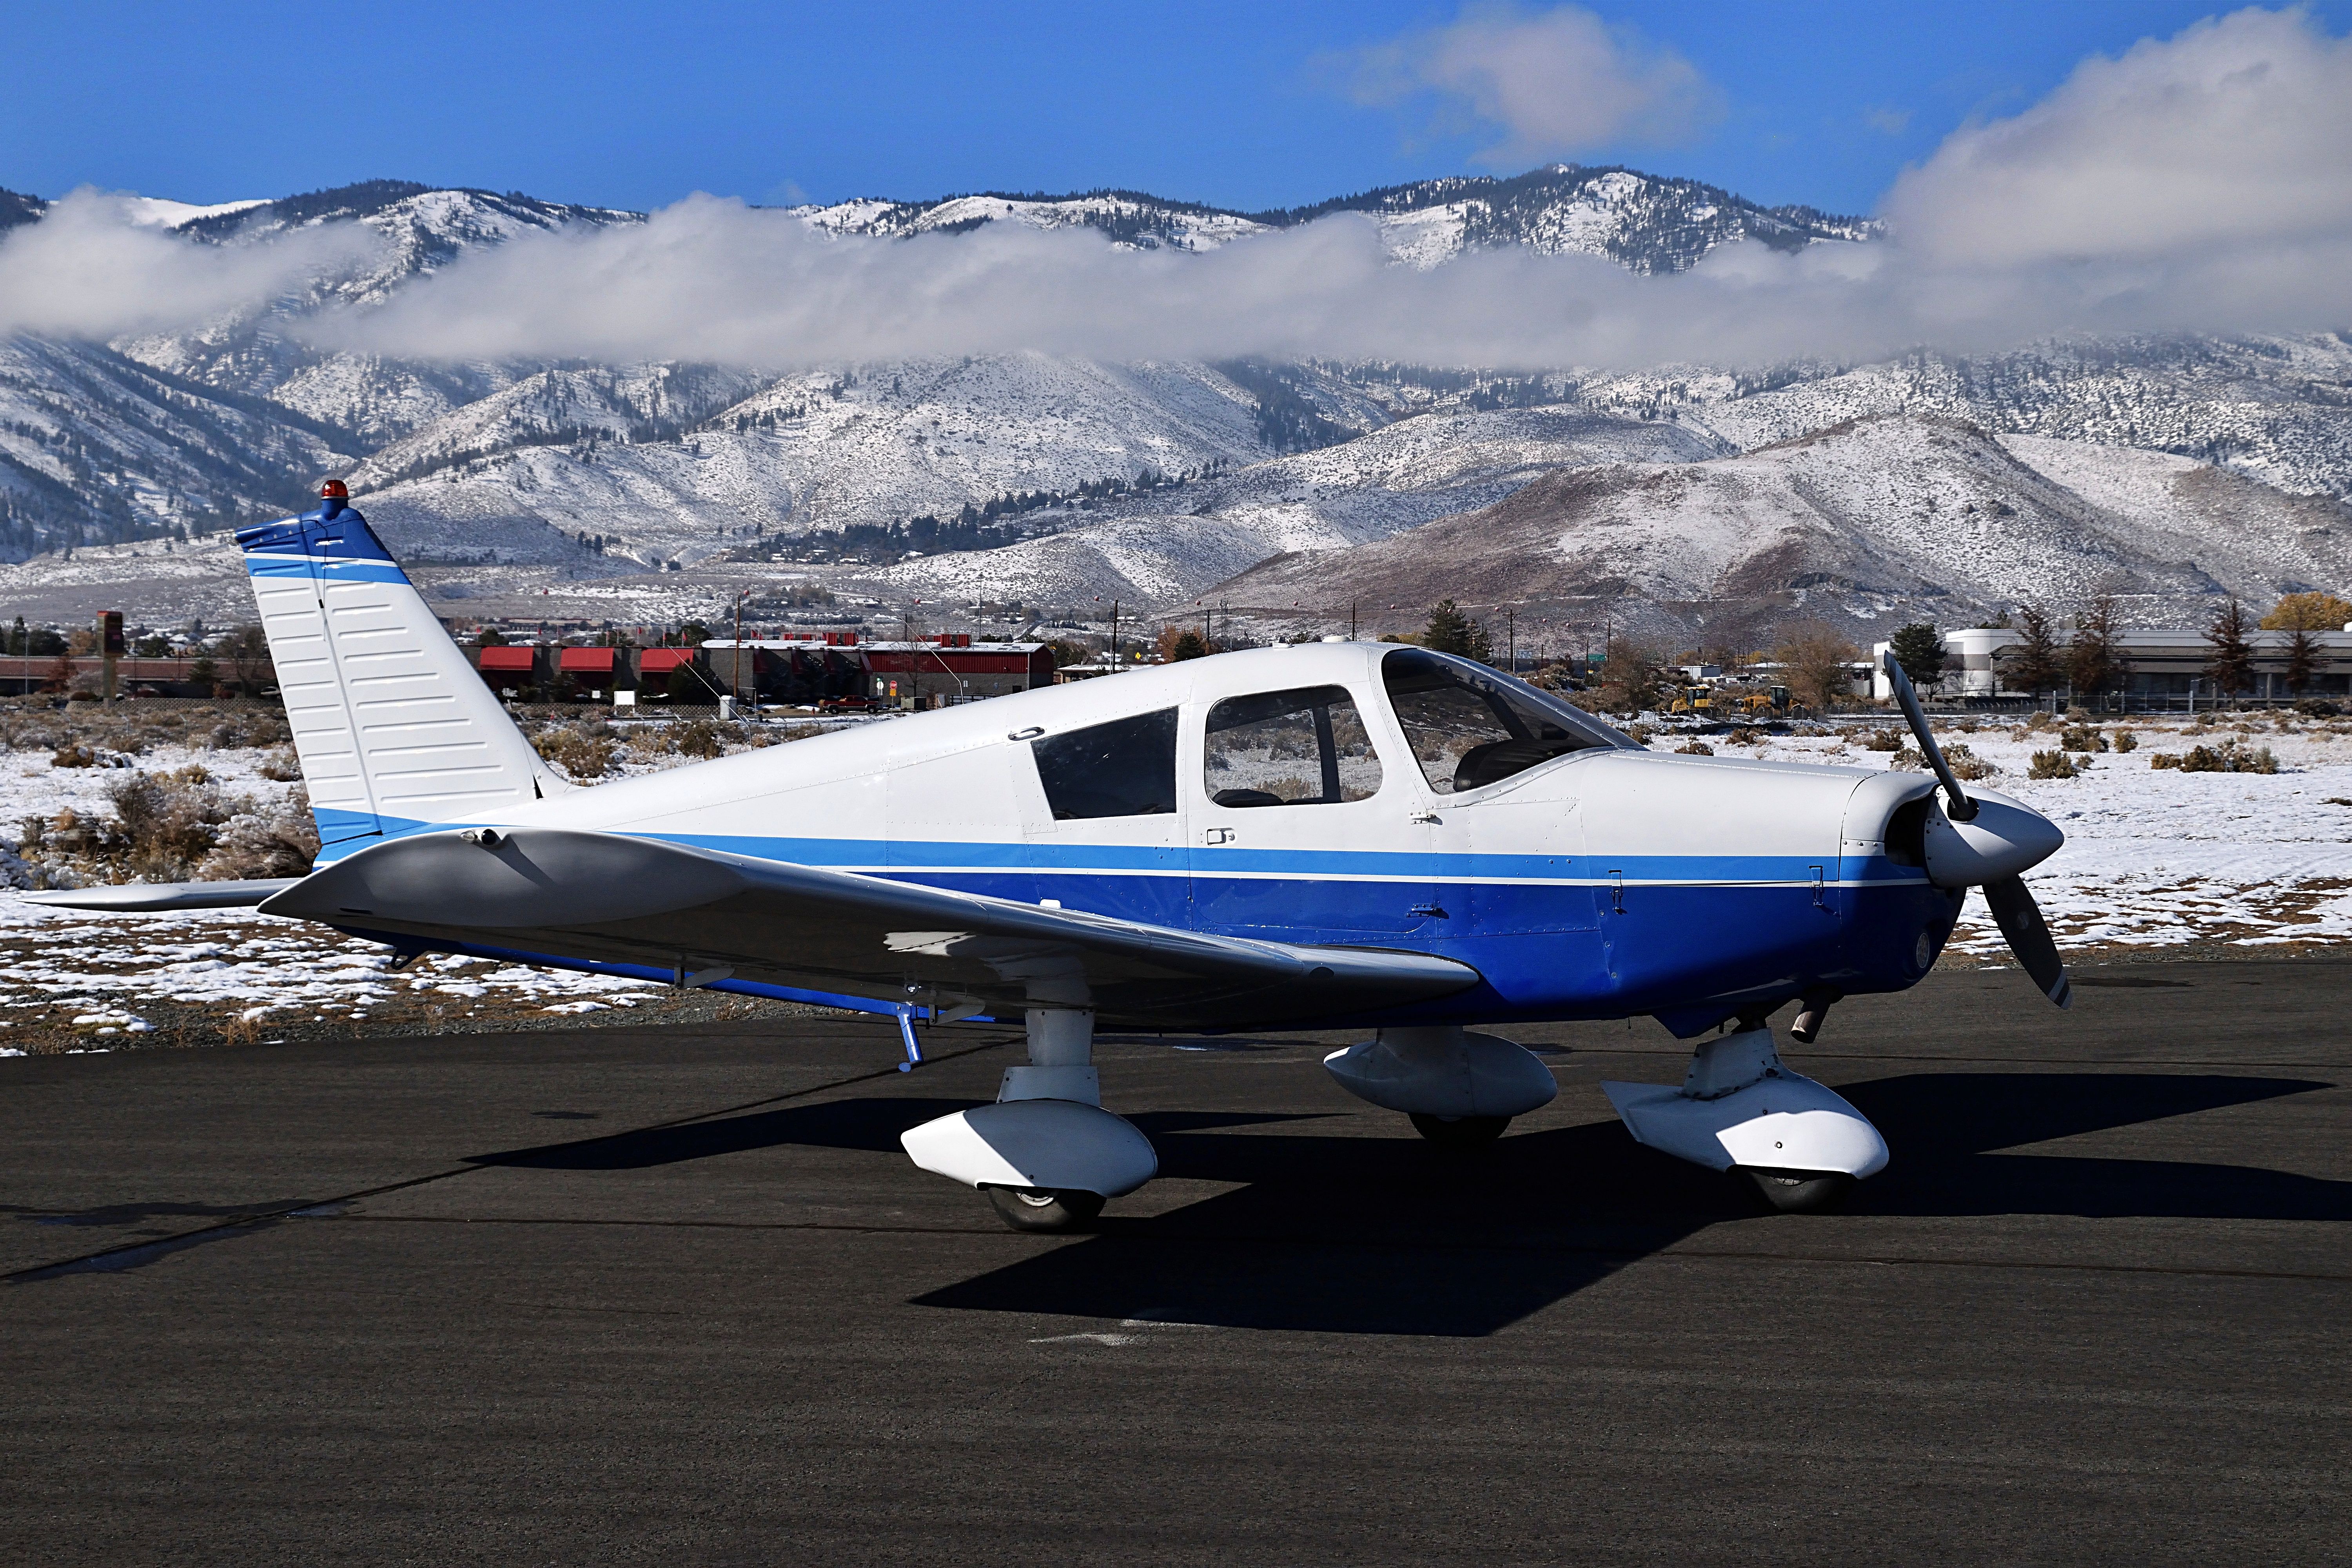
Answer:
236;505;558;857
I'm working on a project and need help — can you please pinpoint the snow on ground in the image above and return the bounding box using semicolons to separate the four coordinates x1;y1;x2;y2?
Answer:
0;905;662;1046
1725;714;2352;957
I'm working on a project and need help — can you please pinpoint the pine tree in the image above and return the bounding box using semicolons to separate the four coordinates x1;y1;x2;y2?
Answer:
2286;628;2318;695
1887;621;1945;690
2066;595;2125;696
1169;630;1207;662
2005;604;2061;696
2204;599;2255;697
1421;599;1492;662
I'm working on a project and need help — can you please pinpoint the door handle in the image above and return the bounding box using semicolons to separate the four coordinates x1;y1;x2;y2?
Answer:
1204;827;1234;846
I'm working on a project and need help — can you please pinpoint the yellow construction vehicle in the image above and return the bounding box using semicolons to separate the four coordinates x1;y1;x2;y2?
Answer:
1666;684;1713;717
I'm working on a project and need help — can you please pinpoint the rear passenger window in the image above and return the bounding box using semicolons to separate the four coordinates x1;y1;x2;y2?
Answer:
1203;685;1383;807
1031;708;1180;819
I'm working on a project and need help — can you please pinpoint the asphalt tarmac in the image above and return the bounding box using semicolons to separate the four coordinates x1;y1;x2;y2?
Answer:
4;958;2348;1564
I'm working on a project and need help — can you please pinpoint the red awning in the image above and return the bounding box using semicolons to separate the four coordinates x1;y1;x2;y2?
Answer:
558;647;617;673
638;648;697;673
477;646;535;671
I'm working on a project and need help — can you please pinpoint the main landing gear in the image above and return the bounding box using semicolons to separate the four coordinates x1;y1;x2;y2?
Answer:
1323;1026;1561;1145
898;1007;1156;1233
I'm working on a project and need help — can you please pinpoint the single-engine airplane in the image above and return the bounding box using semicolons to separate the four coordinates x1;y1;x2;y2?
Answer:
33;488;2071;1229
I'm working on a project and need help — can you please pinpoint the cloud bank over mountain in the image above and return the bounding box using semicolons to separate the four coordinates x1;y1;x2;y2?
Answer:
4;7;2350;372
0;192;364;340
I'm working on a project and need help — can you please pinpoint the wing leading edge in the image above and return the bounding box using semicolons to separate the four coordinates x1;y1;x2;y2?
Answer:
259;828;1480;1029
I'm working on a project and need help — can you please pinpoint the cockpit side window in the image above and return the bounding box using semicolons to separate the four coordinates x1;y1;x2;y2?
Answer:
1203;685;1383;808
1031;708;1179;819
1381;648;1624;794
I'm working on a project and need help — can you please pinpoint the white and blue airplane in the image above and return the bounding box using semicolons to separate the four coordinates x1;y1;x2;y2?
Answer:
35;490;2071;1230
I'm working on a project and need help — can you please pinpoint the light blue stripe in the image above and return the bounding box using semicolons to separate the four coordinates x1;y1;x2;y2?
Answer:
245;557;411;586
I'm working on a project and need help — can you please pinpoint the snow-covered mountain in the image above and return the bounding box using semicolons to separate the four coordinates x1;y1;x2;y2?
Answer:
789;163;1877;272
2;167;2350;635
1206;414;2352;640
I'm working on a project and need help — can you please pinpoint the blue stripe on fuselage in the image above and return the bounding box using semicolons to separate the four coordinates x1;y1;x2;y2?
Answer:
297;818;1951;1022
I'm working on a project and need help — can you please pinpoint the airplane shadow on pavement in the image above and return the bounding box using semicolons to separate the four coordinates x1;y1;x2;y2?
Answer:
470;1072;2346;1338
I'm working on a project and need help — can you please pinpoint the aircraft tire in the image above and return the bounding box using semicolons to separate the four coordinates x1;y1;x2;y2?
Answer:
1742;1168;1856;1214
1408;1112;1511;1148
987;1185;1107;1232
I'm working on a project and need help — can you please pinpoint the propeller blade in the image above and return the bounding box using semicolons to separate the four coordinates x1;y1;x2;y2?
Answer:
1981;875;2071;1009
1879;650;1976;822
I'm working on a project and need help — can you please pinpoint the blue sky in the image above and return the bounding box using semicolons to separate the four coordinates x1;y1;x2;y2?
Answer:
4;2;2344;216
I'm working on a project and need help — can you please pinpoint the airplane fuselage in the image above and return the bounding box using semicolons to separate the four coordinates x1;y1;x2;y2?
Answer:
331;642;1960;1036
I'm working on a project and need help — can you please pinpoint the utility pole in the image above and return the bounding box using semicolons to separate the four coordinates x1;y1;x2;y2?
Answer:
1506;608;1515;674
1350;599;1357;641
732;588;750;716
1110;599;1120;669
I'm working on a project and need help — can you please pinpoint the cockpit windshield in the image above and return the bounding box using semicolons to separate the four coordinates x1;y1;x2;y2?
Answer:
1381;648;1628;794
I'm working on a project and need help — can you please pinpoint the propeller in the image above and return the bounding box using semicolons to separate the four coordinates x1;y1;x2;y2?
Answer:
1879;650;2071;1009
1980;875;2073;1009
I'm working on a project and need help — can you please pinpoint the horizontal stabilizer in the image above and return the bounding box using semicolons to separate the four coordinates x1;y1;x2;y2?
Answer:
22;879;301;912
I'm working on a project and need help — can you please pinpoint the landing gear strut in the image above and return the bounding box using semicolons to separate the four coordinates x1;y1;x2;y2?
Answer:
898;1007;1158;1233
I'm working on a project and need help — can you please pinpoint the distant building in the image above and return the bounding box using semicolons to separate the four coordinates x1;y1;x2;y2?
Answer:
1875;627;2352;702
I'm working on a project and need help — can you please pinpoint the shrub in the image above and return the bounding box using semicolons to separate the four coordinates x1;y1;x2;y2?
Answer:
2149;752;2181;770
1862;729;1903;751
51;743;98;768
1675;740;1714;755
2174;740;2280;774
2294;698;2341;718
1942;743;1998;780
1726;726;1765;746
195;788;319;879
1624;724;1656;744
1890;745;1924;771
103;771;255;882
257;747;303;781
532;725;617;779
2060;724;2109;754
2028;750;2078;779
2024;712;2055;732
672;718;741;759
2112;729;2138;753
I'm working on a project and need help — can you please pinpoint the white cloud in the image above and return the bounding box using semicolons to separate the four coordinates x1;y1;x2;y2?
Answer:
1884;5;2352;266
0;189;363;340
6;9;2351;376
1338;2;1722;163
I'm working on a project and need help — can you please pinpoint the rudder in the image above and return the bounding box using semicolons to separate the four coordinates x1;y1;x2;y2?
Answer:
236;502;561;858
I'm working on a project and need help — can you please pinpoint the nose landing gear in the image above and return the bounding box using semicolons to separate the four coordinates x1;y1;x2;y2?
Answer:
1601;1023;1887;1213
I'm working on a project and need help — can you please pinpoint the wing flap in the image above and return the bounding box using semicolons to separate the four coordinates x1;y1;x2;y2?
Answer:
260;828;1479;1027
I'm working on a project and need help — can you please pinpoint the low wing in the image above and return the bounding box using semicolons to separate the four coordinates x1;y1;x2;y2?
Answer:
258;828;1479;1029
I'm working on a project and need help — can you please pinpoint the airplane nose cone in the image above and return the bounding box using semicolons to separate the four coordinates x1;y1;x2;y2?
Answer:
1922;790;2065;889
